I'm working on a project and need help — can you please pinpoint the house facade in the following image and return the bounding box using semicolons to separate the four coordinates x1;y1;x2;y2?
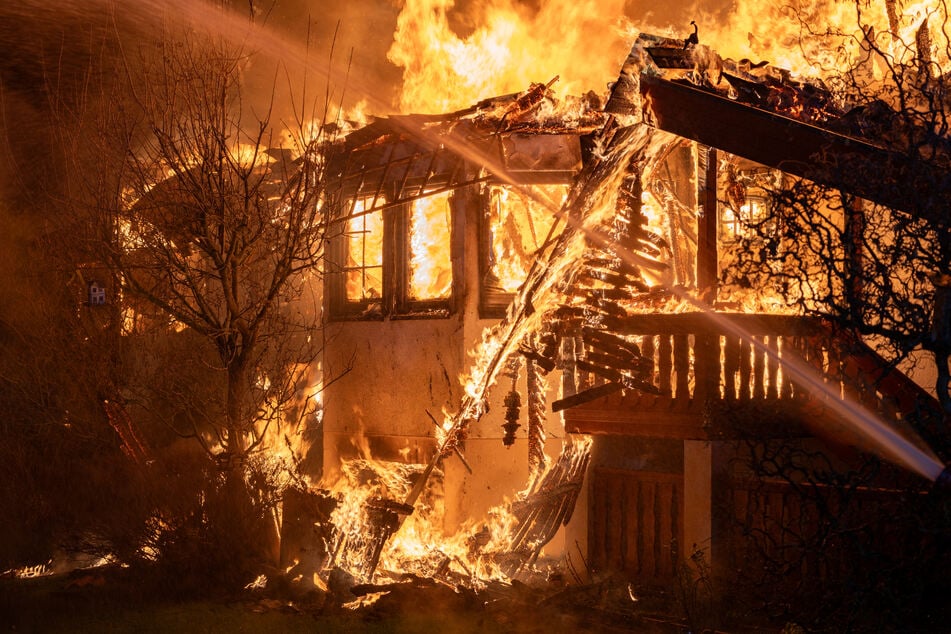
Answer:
313;31;949;590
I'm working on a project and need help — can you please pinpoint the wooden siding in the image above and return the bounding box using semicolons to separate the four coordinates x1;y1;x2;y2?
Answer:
725;477;928;582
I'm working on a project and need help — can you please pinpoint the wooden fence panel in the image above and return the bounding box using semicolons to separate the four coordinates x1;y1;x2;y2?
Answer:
589;468;683;582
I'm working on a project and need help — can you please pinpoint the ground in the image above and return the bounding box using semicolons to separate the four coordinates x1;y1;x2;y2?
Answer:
0;567;696;633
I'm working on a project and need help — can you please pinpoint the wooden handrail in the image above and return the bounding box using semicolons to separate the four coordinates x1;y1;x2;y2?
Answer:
614;312;823;336
567;312;943;442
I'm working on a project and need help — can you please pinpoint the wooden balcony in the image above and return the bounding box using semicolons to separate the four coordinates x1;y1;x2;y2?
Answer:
563;313;937;442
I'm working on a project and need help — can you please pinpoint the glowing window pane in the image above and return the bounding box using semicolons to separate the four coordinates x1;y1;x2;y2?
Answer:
721;195;767;243
345;199;383;302
487;185;565;293
408;192;452;300
721;206;741;242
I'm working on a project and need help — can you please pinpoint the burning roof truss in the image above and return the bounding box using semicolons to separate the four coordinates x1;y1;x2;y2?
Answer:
609;32;951;222
324;86;604;221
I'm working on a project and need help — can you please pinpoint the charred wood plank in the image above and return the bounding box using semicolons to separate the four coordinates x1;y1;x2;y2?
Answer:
724;335;740;400
658;336;673;395
673;334;690;399
739;336;752;401
575;360;660;395
753;335;766;399
582;327;642;357
767;335;780;399
641;335;656;387
552;382;623;412
640;74;951;224
584;351;652;374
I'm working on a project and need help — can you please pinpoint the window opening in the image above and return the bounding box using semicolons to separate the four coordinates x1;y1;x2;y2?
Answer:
344;198;384;304
408;191;452;301
484;184;565;295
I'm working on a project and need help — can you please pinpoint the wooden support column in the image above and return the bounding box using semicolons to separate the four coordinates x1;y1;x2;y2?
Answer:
683;440;730;582
697;145;719;302
845;196;865;325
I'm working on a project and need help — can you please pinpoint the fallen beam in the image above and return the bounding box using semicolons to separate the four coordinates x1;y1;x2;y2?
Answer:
638;74;951;223
552;382;623;412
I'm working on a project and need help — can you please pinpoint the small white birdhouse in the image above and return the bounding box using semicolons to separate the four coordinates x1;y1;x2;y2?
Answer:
88;281;106;306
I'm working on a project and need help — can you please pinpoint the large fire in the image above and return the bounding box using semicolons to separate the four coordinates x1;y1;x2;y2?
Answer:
99;0;951;602
387;0;635;112
312;0;936;594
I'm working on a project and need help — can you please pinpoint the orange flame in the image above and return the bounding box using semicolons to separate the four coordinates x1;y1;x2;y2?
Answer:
409;192;453;300
388;0;635;113
487;185;565;293
698;0;951;85
345;199;384;302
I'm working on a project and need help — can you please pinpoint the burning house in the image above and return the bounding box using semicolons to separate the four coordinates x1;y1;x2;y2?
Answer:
9;1;951;630
75;12;950;624
300;28;951;600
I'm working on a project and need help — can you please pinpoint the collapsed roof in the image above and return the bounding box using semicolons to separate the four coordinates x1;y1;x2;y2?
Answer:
608;32;951;223
327;31;951;225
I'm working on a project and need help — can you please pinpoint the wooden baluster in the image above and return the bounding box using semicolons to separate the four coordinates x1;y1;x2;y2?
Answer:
767;335;780;399
641;335;656;390
724;335;739;400
642;480;657;579
673;334;690;401
657;480;675;579
786;336;804;398
753;335;766;399
739;337;752;400
658;335;673;396
823;338;842;405
810;336;828;374
576;334;593;392
692;331;713;404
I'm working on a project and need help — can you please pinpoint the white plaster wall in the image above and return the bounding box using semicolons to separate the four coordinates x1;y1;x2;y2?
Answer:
322;310;571;551
323;318;464;438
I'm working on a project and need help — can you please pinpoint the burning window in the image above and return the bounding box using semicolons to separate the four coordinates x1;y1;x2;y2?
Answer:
408;192;452;301
344;200;384;304
721;194;768;243
721;165;782;243
328;192;455;319
481;184;566;316
718;163;800;311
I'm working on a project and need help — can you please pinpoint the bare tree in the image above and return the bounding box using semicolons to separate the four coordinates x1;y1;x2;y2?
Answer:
722;5;951;437
41;17;340;581
101;31;331;464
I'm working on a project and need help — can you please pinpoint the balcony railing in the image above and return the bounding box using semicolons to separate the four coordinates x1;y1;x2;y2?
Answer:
563;313;940;440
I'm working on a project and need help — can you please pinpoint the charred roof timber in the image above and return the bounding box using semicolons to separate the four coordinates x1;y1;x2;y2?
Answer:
607;34;951;224
324;87;605;219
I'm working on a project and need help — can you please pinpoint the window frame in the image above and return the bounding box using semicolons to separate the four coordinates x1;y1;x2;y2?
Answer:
327;190;458;321
478;180;570;319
